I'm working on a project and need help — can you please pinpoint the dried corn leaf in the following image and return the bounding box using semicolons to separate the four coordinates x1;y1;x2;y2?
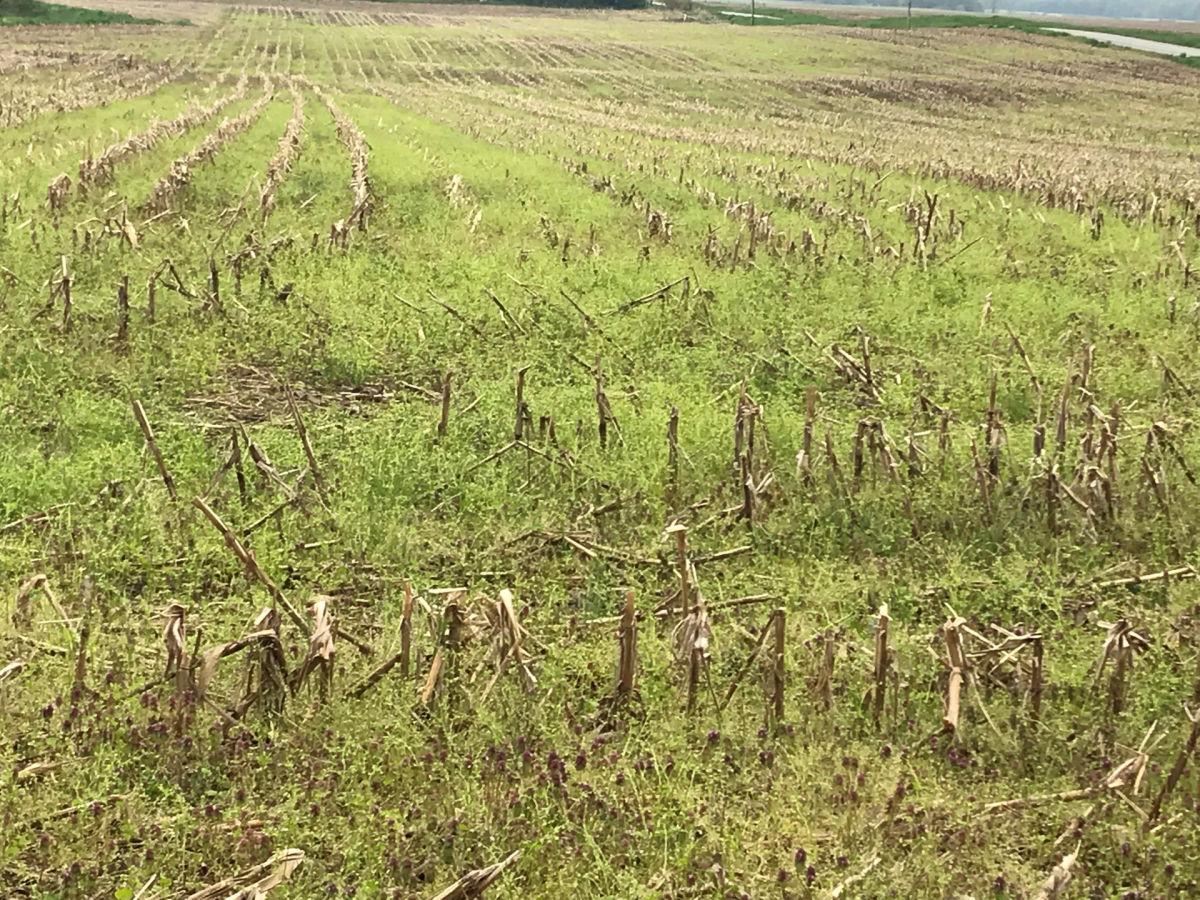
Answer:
430;849;521;900
183;847;304;900
1033;848;1077;900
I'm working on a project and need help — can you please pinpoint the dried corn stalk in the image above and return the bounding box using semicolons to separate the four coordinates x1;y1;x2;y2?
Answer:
479;588;537;700
597;590;641;729
183;847;304;900
943;616;967;732
796;385;817;483
813;629;835;711
674;600;712;714
666;524;690;617
241;607;288;717
1094;619;1150;715
291;598;334;701
871;603;890;728
420;591;469;710
766;608;785;721
161;602;187;686
615;589;638;698
1033;847;1078;900
430;849;521;900
46;173;70;213
400;580;414;678
1030;636;1044;729
194;621;288;707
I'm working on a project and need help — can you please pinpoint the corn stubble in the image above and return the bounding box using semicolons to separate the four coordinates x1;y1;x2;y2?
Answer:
3;7;1200;899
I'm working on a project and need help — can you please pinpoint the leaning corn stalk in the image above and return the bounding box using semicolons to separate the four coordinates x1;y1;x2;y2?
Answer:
718;608;776;713
1033;847;1078;900
984;728;1153;815
191;497;307;632
142;83;273;215
347;581;415;700
431;849;521;900
183;847;304;900
1149;703;1200;821
13;573;69;634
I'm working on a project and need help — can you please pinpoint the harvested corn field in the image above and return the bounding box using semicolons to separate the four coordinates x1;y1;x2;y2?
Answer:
2;3;1200;898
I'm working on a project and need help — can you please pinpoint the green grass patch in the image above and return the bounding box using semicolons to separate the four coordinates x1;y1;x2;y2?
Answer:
0;0;168;25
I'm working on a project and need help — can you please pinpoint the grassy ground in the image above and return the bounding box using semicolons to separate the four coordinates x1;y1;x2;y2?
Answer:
0;0;163;25
2;5;1200;899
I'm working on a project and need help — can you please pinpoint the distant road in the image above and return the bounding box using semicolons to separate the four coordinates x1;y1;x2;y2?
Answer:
715;1;1200;33
1044;27;1200;57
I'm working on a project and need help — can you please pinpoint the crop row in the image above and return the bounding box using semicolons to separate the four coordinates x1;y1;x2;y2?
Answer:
73;73;250;196
299;77;371;242
142;82;274;214
258;83;304;218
